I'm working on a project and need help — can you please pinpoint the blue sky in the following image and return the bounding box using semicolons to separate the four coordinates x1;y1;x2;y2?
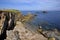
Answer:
0;0;60;11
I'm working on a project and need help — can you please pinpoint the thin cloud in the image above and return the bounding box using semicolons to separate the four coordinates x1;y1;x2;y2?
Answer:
0;0;60;10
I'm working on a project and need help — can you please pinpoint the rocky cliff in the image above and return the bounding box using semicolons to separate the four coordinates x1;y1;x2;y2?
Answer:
1;9;60;40
0;10;48;40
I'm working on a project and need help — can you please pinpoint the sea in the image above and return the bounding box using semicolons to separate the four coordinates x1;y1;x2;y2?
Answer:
21;11;60;31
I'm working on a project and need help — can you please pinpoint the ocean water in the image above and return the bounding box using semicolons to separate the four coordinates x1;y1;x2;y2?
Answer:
21;11;60;30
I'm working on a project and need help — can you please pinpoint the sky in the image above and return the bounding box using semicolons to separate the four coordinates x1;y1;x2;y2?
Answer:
0;0;60;11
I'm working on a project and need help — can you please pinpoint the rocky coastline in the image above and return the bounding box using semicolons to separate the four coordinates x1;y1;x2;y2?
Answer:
0;9;60;40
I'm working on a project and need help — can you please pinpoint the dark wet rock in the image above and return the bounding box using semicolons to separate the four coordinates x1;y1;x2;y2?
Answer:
42;11;47;13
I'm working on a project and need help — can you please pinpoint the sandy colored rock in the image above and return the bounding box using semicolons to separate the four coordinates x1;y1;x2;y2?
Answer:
6;21;47;40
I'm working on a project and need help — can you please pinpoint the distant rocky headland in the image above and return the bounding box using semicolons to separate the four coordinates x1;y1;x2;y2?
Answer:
0;9;60;40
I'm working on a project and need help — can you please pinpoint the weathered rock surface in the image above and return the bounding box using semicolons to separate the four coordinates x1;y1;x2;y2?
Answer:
0;10;47;40
0;10;20;40
6;21;47;40
1;9;60;40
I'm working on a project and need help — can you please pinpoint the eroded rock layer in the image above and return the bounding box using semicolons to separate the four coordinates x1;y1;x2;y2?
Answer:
0;10;48;40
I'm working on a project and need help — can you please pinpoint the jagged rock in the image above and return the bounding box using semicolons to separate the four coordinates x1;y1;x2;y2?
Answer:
6;30;21;40
6;21;47;40
37;27;60;40
0;10;20;40
0;12;6;34
0;10;47;40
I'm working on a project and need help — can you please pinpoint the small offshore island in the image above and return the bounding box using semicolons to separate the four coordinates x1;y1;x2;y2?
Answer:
0;9;60;40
